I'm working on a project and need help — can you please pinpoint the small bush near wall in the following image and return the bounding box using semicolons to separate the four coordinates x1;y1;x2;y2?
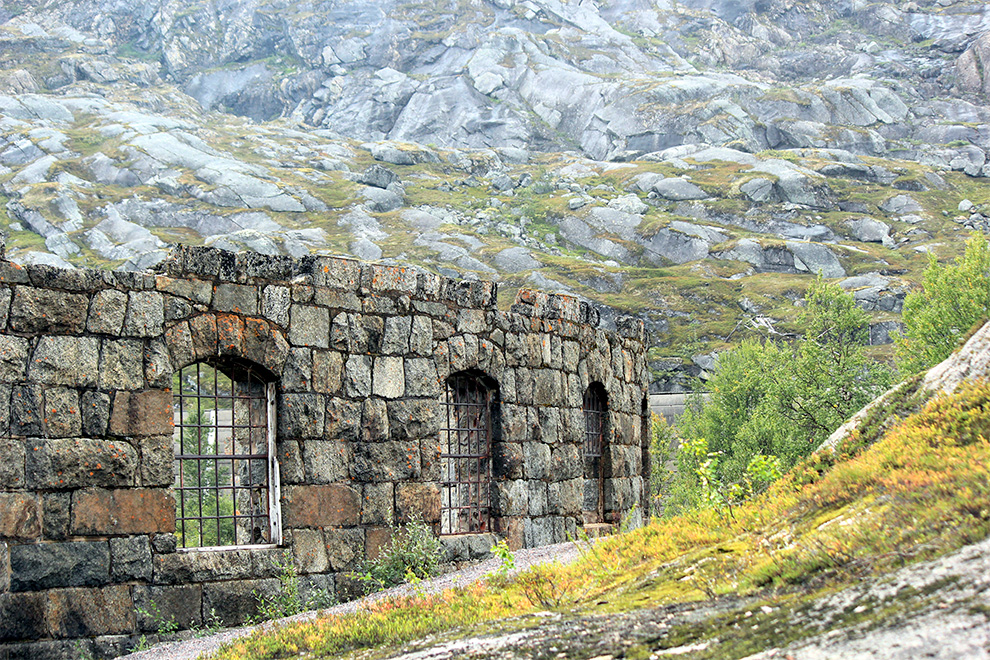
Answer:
357;518;444;593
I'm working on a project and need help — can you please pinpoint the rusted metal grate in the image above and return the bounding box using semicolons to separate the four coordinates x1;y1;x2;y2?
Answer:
440;373;492;535
583;384;607;522
173;360;280;549
583;384;607;458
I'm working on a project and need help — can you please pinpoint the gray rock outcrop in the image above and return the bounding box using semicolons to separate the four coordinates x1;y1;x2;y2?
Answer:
643;222;727;265
651;178;708;201
845;217;891;244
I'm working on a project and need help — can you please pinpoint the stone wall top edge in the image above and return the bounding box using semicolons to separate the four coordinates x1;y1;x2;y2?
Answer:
161;246;504;312
0;247;493;307
0;246;639;339
0;261;157;292
511;288;600;327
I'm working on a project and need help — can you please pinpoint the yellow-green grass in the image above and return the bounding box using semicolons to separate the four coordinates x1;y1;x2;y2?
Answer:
210;379;990;660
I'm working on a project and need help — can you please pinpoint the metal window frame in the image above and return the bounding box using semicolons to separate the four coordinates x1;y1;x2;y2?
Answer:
583;383;607;522
439;373;492;535
173;361;281;551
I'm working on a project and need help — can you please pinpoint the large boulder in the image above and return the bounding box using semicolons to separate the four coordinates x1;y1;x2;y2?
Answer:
753;160;836;209
360;187;403;213
719;238;795;273
787;241;845;278
608;194;648;215
845;217;891;244
879;194;923;216
642;221;727;265
356;164;400;190
651;178;708;201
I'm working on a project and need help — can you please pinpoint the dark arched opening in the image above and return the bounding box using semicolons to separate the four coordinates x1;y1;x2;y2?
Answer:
583;382;608;524
439;370;500;535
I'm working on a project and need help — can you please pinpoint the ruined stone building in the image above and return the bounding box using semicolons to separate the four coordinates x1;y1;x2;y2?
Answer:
0;245;650;658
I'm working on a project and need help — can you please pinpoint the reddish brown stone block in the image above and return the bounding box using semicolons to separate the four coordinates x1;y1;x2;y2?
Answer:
364;526;393;561
188;313;218;360
164;321;194;371
165;322;196;366
243;316;273;357
244;316;289;375
395;483;440;524
0;494;41;539
215;313;246;357
71;488;175;535
282;484;361;528
109;390;172;437
26;438;137;489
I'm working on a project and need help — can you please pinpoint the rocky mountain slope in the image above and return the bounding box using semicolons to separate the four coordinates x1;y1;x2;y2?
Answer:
2;0;990;382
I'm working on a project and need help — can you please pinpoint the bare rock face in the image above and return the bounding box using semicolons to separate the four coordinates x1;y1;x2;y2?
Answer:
956;32;990;97
5;0;987;162
921;319;990;397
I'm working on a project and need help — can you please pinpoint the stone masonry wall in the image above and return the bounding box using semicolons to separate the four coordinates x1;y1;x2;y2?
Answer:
0;245;649;659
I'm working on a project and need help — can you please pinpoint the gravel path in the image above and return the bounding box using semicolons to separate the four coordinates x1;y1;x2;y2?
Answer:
118;541;585;660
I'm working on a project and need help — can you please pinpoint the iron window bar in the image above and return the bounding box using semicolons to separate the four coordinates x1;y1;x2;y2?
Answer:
173;360;280;550
584;385;606;458
583;384;607;522
439;373;492;535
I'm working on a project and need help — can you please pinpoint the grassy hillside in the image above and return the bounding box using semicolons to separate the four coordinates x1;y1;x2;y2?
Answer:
208;378;990;660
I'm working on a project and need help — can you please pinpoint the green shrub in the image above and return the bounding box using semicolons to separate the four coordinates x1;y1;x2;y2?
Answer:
358;517;443;593
895;231;990;375
673;278;891;511
489;538;516;580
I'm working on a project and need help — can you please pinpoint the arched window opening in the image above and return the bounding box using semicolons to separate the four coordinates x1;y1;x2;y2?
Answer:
583;383;608;524
440;372;495;535
173;359;281;549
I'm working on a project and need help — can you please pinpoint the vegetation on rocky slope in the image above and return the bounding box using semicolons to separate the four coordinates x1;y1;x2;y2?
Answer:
208;375;990;660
